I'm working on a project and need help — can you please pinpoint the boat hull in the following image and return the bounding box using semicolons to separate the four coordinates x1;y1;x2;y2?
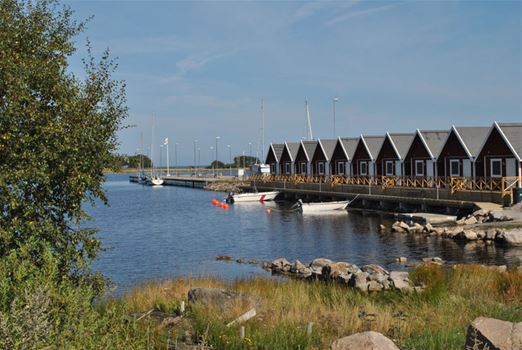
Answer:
232;191;279;202
299;200;349;214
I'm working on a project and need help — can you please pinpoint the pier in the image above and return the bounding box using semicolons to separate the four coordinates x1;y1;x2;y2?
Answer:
129;174;241;189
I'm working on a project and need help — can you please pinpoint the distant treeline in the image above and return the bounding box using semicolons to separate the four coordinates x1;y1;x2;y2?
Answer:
109;154;152;171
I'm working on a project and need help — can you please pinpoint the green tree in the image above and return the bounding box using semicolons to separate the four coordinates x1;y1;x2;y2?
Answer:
0;0;127;286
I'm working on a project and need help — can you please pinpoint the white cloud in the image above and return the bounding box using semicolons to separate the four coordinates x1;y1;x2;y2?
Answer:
326;1;404;26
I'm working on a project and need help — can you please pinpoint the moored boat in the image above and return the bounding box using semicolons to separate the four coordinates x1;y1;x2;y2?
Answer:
150;176;164;186
297;199;349;214
227;191;279;203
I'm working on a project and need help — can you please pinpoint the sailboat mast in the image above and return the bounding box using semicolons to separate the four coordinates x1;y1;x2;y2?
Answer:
140;131;144;175
151;115;154;178
261;99;265;164
306;99;313;141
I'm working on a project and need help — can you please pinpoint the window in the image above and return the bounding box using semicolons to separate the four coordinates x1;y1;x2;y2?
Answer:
337;162;345;175
449;159;460;177
318;162;325;175
415;160;424;176
490;158;502;177
285;163;291;174
300;162;307;174
360;161;368;176
270;164;276;174
385;161;394;176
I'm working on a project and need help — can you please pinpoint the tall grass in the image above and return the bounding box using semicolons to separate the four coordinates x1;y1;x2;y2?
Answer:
122;265;522;349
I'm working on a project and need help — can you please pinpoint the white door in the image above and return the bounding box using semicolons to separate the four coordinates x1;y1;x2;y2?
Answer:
463;159;471;177
369;162;375;176
506;158;516;176
426;160;434;177
395;160;402;177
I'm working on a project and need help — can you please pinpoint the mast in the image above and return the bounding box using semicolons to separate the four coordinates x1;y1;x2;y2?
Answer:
306;98;313;141
140;131;144;175
151;115;154;178
261;99;265;164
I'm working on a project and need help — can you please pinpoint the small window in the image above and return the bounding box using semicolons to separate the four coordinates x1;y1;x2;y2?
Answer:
318;162;325;175
300;162;307;174
450;159;460;177
360;161;368;176
337;162;345;175
415;160;424;176
285;163;291;174
385;161;394;176
490;159;502;177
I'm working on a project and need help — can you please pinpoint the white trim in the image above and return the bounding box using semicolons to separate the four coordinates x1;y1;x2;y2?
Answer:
317;139;329;162
415;160;424;176
449;159;460;177
383;132;401;160
495;122;521;161
385;160;394;176
451;126;473;159
417;130;435;159
284;141;295;162
490;158;502;178
476;122;522;163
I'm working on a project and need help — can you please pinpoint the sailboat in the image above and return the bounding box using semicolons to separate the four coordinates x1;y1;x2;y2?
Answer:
250;99;270;175
148;115;164;186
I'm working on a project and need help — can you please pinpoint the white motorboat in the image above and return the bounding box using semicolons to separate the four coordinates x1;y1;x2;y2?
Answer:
227;191;279;203
297;199;349;214
150;176;164;186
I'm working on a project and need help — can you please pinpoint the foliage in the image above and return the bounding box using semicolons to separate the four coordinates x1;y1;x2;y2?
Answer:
234;155;258;167
0;0;127;282
208;160;226;169
109;153;151;171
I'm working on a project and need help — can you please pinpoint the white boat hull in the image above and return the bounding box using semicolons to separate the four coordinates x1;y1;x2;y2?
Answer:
232;191;279;202
150;176;164;186
299;200;349;214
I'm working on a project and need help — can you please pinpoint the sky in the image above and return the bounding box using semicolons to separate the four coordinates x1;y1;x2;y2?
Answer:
66;0;522;166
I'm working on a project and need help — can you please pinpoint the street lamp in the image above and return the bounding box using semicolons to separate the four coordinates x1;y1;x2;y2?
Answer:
210;146;214;176
193;140;198;174
175;143;179;176
197;147;201;175
160;144;164;174
227;144;231;176
333;97;339;137
215;136;220;176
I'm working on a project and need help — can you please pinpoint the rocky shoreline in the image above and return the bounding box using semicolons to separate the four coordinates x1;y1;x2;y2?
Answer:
203;180;248;192
387;208;522;246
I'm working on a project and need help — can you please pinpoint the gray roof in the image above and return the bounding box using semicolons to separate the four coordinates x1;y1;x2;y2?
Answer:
418;130;450;159
340;137;359;159
271;143;285;162
362;136;385;160
387;133;415;159
301;140;318;161
286;142;300;161
318;139;338;161
498;123;522;160
453;127;490;158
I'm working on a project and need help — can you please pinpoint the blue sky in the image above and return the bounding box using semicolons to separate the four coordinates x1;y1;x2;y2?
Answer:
67;0;522;165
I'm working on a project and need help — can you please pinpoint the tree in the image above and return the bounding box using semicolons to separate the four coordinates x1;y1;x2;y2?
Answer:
0;0;127;285
208;160;226;169
234;155;259;168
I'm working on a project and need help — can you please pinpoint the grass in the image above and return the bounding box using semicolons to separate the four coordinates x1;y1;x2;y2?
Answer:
119;264;522;349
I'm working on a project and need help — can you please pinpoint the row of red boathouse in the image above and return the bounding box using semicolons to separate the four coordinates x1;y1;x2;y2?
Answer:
264;122;522;189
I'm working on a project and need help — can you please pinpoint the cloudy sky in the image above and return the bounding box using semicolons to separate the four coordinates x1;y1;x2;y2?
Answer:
67;0;522;165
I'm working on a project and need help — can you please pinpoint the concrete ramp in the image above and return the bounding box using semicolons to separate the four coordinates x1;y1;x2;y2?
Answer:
397;213;457;225
474;202;503;212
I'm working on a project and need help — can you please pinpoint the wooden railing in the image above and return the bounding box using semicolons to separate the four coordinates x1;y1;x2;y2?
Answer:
249;174;519;195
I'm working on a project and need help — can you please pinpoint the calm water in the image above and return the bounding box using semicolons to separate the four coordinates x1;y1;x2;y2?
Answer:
88;174;522;291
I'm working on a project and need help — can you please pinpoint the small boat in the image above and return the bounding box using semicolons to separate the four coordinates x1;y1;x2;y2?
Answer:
226;191;279;203
150;176;164;186
297;199;349;214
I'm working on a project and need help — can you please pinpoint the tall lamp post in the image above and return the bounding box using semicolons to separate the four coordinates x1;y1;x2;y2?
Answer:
227;144;231;176
175;142;179;176
333;97;339;137
215;136;220;176
165;138;170;176
210;146;214;176
197;147;201;175
248;142;252;165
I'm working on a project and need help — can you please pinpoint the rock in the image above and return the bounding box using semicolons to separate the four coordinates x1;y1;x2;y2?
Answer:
349;271;369;292
395;256;407;263
472;209;487;217
422;257;444;265
390;271;412;291
379;224;387;232
236;258;246;264
336;272;352;284
424;222;434;232
188;288;252;311
398;221;410;230
456;229;478;241
465;316;522;350
497;229;522;246
391;221;406;233
431;227;445;235
290;259;306;273
486;229;498;240
161;316;182;328
407;223;424;233
476;230;486;240
368;281;383;292
216;255;232;261
310;258;333;270
369;272;388;285
324;262;359;279
463;216;478;225
456;217;466;225
271;257;291;271
361;264;389;275
330;331;400;350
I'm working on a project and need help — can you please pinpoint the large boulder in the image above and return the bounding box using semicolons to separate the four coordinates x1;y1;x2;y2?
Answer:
310;258;333;270
497;229;522;246
465;317;522;350
389;271;412;291
330;331;400;350
348;271;370;292
271;257;291;271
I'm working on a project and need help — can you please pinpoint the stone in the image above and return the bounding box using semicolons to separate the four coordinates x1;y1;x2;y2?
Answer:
465;316;522;350
476;230;486;240
472;209;487;217
324;262;359;279
396;256;407;263
310;258;333;270
462;229;478;241
216;255;232;261
424;222;434;232
336;272;352;284
379;224;387;232
368;281;383;292
390;271;411;291
290;259;306;273
297;267;312;279
406;223;424;233
422;257;444;265
456;217;466;225
330;331;400;350
188;288;252;311
271;257;291;271
392;221;406;233
463;216;478;225
349;271;369;292
361;264;389;275
398;221;410;230
497;229;522;246
369;272;389;285
431;227;445;235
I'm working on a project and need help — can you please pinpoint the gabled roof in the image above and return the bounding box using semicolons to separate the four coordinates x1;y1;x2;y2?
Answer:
386;133;415;160
415;129;450;159
360;135;385;161
339;137;359;160
269;143;285;162
284;141;300;162
317;139;338;161
300;140;318;161
451;126;490;158
498;123;522;161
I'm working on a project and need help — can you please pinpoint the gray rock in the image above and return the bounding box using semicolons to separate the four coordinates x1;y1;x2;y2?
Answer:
290;259;306;273
310;258;332;270
336;272;352;284
368;281;383;292
361;264;389;275
349;272;369;292
379;224;387;232
485;229;498;240
463;216;478;225
424;222;434;232
476;230;486;240
271;257;290;271
406;223;424;233
472;209;487;217
462;229;478;241
369;272;389;285
497;229;522;246
465;316;522;350
422;257;444;265
389;271;411;291
398;221;410;230
395;256;407;263
330;331;400;350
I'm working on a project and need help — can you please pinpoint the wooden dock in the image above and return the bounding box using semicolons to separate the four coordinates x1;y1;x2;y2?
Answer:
129;175;240;188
